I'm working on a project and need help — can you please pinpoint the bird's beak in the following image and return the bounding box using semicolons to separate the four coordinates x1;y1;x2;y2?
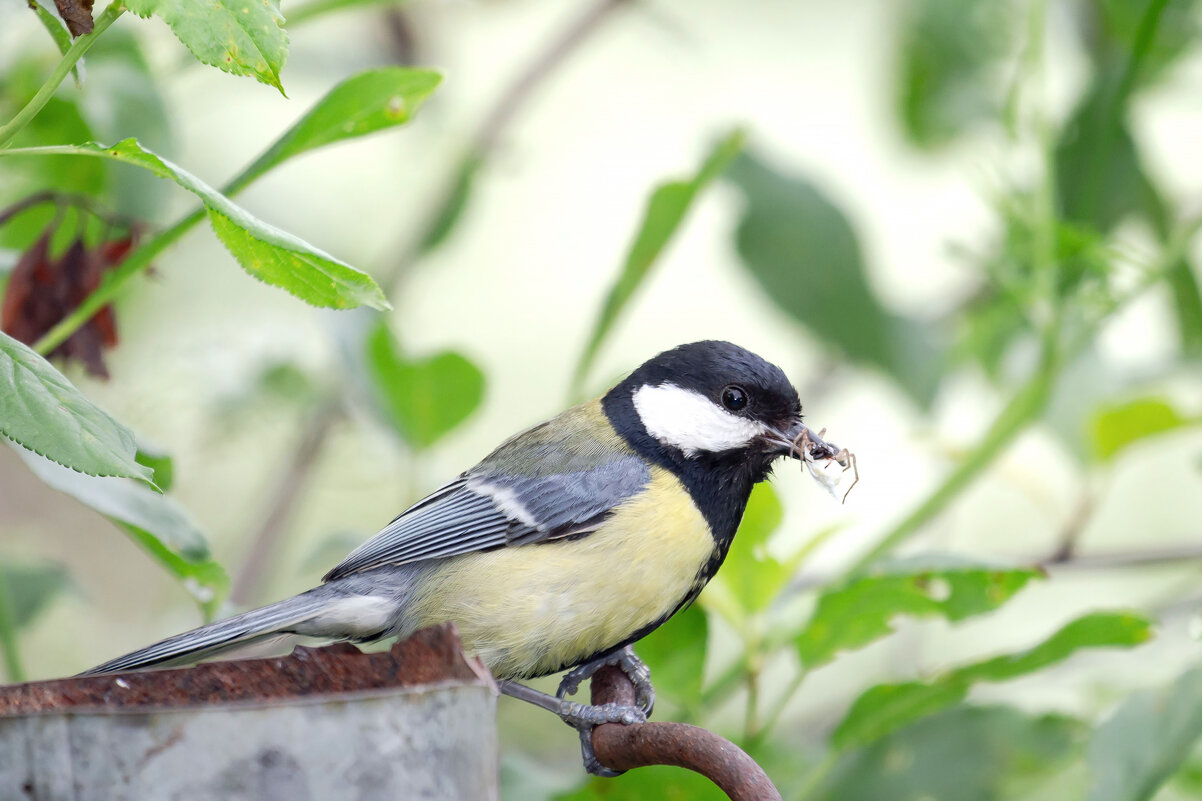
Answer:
760;418;841;462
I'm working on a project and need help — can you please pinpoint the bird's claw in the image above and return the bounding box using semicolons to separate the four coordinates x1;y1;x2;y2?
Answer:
556;645;655;717
557;701;647;777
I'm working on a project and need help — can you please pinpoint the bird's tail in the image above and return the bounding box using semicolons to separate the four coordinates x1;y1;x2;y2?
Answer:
80;589;336;676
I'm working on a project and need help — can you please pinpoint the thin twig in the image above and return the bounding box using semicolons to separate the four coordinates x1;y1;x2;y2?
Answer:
1041;545;1202;571
0;190;147;232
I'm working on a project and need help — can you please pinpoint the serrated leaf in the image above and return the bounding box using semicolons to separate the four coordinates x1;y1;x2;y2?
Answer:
0;331;152;483
238;68;442;187
1088;665;1202;801
15;446;228;618
819;705;1085;801
834;611;1153;749
571;129;745;394
797;557;1041;670
124;0;289;91
0;563;73;629
728;151;941;406
1089;397;1191;462
707;483;787;616
364;320;485;450
1;140;389;310
207;209;386;310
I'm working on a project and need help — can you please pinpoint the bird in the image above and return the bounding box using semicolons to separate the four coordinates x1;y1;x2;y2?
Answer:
82;340;841;775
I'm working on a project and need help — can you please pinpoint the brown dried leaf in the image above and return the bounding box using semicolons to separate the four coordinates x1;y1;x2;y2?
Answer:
0;222;139;379
53;0;94;36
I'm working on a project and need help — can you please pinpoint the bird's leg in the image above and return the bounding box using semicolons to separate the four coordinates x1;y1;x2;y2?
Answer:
557;645;655;717
496;679;645;776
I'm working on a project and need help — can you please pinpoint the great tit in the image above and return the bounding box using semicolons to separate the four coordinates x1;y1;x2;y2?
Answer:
83;340;839;774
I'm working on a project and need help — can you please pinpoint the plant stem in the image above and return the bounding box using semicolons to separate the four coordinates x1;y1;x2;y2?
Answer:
0;3;124;149
0;574;26;683
33;210;200;354
26;132;296;355
847;334;1059;574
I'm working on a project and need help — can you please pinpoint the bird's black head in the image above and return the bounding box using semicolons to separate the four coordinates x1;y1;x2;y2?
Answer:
602;341;806;542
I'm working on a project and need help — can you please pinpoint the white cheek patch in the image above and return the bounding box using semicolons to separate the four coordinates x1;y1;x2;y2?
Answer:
632;383;766;457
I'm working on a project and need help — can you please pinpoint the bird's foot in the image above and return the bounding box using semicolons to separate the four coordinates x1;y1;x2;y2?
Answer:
496;678;647;777
558;699;647;777
557;645;655;717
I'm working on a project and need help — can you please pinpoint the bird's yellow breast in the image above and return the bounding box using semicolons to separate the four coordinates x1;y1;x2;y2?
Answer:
403;466;716;679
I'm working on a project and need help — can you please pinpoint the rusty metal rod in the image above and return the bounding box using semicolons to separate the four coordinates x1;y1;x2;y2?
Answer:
589;665;782;801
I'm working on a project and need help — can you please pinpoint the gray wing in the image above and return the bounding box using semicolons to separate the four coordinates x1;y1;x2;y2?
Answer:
322;448;649;582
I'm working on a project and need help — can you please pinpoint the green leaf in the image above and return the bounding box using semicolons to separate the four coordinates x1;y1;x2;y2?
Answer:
818;705;1085;801
15;446;228;618
237;68;442;189
207;208;387;310
1089;397;1191;462
0;331;153;483
1055;82;1153;236
796;557;1042;670
0;563;72;629
728;151;941;406
364;320;486;450
135;441;175;492
895;0;1013;149
632;604;708;712
571;129;745;394
124;0;289;92
834;611;1153;749
1088;665;1202;801
706;483;787;616
0;140;389;310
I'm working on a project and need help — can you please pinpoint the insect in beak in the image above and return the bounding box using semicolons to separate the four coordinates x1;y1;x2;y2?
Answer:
761;420;860;503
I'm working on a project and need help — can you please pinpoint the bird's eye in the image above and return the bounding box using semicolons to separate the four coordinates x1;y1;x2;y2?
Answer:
722;385;748;412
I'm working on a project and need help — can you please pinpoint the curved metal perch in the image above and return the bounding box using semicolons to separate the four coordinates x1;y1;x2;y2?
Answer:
589;665;783;801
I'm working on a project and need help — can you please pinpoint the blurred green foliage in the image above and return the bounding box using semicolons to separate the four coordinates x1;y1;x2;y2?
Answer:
1;0;1201;799
729;151;941;406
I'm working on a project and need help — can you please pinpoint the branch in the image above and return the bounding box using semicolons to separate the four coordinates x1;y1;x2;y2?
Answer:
590;665;782;801
1041;544;1202;571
